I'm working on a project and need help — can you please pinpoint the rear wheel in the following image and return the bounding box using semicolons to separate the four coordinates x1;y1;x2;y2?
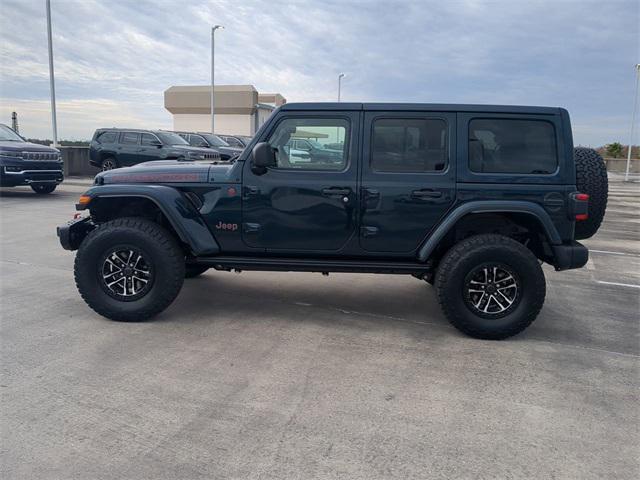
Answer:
435;234;546;340
74;217;185;321
31;184;56;194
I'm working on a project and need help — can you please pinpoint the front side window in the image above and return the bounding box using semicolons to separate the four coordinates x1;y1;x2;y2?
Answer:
267;118;348;171
188;135;208;147
469;118;558;174
371;118;447;172
120;132;139;144
140;133;158;145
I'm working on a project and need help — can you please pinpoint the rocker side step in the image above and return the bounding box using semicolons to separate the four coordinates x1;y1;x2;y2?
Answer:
194;256;430;274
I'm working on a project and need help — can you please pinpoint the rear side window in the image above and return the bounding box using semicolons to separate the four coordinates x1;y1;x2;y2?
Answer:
120;132;139;145
371;118;447;172
469;119;558;174
97;131;117;144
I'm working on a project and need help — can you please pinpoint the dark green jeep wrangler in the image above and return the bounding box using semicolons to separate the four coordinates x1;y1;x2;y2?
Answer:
58;103;608;339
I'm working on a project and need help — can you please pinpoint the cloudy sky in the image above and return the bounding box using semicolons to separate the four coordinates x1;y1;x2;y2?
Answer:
0;0;638;145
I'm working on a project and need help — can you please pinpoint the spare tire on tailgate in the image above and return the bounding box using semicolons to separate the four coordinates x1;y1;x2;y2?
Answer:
574;147;608;240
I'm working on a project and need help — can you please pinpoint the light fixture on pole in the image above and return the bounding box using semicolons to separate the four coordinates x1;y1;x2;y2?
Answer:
338;73;345;102
625;63;640;182
211;25;224;134
46;0;58;147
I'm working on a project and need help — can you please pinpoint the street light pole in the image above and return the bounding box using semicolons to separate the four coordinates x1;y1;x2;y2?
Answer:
211;25;223;134
625;64;640;182
338;73;345;102
46;0;58;147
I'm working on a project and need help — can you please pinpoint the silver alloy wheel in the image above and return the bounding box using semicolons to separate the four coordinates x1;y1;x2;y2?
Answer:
101;159;116;171
101;248;152;300
464;264;519;316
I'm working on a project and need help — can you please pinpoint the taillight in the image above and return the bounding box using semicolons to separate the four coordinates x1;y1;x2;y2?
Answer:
573;192;589;221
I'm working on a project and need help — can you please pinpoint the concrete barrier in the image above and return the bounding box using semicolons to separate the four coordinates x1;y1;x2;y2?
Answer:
59;147;99;177
603;157;640;173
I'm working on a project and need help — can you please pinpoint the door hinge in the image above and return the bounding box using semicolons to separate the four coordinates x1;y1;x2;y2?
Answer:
361;226;379;238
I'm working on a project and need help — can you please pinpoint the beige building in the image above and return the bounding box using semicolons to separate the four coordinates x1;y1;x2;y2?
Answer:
164;85;286;136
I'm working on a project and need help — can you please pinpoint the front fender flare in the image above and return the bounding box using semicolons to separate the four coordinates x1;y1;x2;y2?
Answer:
80;184;219;256
417;201;562;262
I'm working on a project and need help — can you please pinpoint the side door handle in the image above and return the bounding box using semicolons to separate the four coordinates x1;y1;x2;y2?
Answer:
411;189;443;199
243;186;260;199
321;187;351;197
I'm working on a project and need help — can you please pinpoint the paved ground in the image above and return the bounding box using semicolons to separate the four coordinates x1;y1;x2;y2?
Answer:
1;176;638;479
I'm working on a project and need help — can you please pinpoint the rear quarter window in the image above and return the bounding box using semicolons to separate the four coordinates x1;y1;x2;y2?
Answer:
469;118;558;174
96;131;117;144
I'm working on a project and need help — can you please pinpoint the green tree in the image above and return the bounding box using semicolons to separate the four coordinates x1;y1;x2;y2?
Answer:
606;142;623;158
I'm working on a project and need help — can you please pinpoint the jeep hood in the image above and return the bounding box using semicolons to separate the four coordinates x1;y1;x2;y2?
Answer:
95;160;240;185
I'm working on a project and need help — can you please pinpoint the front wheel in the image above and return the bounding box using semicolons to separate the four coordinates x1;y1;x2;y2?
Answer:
74;217;185;321
31;184;56;194
435;234;546;340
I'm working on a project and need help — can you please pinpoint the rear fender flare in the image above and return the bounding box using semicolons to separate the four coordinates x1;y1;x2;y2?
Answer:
417;201;562;262
81;184;219;256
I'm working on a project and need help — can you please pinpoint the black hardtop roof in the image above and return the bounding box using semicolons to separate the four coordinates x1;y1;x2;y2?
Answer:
280;102;564;115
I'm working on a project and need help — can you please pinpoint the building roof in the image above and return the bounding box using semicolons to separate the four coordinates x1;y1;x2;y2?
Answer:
164;85;286;115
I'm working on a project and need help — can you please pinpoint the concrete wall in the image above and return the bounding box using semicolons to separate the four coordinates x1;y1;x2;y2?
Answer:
603;158;640;173
57;146;640;177
60;147;99;177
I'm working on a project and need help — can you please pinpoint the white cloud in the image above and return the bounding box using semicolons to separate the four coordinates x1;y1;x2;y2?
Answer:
0;0;638;145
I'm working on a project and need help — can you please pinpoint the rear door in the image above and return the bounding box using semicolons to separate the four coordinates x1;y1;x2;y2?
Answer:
359;111;456;253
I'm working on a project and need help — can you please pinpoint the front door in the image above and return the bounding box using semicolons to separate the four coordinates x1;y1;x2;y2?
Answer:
359;112;456;253
242;113;359;251
117;131;141;166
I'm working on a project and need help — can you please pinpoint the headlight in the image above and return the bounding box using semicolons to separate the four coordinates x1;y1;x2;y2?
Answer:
0;151;22;158
188;152;204;160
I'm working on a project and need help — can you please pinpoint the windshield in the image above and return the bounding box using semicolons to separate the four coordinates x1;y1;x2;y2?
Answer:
201;134;230;147
0;124;24;142
156;132;188;145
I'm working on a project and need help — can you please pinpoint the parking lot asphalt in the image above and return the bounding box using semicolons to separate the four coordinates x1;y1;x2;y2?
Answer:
1;176;638;479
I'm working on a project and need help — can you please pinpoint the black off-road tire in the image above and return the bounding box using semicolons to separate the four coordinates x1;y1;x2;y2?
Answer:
74;217;185;321
101;157;118;171
185;264;209;278
435;234;546;340
574;147;608;240
31;184;56;194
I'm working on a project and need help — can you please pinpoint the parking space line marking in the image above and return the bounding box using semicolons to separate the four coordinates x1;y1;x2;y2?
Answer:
590;249;640;257
585;258;595;271
596;280;640;289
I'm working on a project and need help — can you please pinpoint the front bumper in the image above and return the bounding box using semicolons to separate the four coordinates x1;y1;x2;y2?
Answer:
552;241;589;271
57;217;95;251
0;163;64;187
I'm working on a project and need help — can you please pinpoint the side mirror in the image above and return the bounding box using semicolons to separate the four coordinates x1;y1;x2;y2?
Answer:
150;140;163;147
251;142;276;172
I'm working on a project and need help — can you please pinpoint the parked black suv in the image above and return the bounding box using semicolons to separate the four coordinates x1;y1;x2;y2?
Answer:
60;103;608;340
89;128;221;170
173;131;243;161
0;124;63;194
